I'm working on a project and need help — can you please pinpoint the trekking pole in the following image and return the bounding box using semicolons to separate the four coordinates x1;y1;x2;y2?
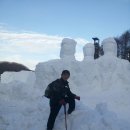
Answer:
64;104;67;130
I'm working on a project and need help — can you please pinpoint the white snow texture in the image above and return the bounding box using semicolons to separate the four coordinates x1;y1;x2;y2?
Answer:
0;37;130;130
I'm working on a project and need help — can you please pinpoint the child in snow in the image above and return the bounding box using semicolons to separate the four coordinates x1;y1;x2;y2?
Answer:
46;70;80;130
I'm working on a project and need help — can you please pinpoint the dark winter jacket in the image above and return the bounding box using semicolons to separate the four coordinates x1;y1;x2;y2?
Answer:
48;78;76;102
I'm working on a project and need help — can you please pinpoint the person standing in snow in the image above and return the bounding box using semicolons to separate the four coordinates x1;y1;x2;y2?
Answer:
46;70;80;130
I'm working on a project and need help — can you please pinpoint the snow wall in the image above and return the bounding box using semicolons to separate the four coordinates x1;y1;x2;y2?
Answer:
0;37;130;130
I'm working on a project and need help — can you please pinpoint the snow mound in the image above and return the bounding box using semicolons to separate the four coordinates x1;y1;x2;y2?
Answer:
59;103;130;130
1;90;130;130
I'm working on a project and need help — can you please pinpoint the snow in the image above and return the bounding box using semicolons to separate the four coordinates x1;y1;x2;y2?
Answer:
1;71;36;85
83;43;94;61
60;38;77;60
0;37;130;130
102;37;117;56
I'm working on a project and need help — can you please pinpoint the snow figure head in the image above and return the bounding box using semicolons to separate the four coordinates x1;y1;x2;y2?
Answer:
102;37;117;56
60;38;77;60
83;43;94;60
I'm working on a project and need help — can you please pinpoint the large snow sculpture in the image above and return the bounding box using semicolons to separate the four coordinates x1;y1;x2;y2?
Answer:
95;37;130;121
96;37;119;88
79;43;100;93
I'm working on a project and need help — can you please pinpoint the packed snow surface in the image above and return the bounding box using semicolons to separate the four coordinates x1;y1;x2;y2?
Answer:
0;38;130;130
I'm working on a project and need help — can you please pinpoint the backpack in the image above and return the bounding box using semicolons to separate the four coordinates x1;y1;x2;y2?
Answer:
44;83;53;98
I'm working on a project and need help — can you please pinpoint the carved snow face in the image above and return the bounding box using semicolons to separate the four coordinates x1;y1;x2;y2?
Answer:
60;38;76;59
102;38;117;56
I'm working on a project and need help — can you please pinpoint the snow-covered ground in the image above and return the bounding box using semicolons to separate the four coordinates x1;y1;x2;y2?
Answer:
0;38;130;130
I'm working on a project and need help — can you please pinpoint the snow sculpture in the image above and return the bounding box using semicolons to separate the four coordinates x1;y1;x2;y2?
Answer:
102;37;117;56
60;38;77;60
96;38;118;88
35;38;78;90
80;43;100;92
97;37;130;90
83;43;94;60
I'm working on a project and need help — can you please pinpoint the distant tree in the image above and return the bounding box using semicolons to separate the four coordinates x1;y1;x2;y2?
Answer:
99;44;104;56
126;40;130;62
115;37;122;58
115;30;130;61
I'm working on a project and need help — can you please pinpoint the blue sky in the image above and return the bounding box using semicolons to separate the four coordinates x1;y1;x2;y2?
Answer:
0;0;130;69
